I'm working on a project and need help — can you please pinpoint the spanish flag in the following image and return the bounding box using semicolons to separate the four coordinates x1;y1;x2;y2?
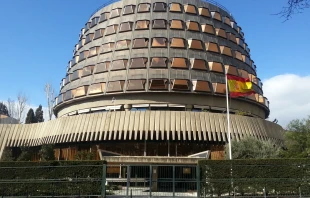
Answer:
227;75;255;98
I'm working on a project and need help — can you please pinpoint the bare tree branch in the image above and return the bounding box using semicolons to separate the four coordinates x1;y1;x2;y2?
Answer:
279;0;310;21
16;92;28;123
44;83;55;121
7;98;16;119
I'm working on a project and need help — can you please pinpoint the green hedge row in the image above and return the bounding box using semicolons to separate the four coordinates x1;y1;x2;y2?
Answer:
0;161;106;196
198;159;310;196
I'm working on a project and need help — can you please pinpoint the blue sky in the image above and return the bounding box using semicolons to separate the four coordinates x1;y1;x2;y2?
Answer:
0;0;309;125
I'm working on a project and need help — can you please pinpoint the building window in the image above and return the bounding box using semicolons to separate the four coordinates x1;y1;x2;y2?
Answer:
242;55;251;65
111;59;128;70
153;2;167;12
212;83;226;94
227;33;237;43
71;69;83;81
99;12;109;23
79;50;89;62
127;79;146;91
132;38;148;48
172;79;189;90
220;46;233;57
78;38;85;49
101;42;115;53
74;86;88;98
65;74;71;84
149;79;169;90
186;21;200;32
82;65;95;77
94;28;105;40
215;28;227;38
170;38;186;48
236;37;244;47
190;59;207;70
152;37;167;47
119;22;133;32
223;16;231;26
123;5;135;15
85;33;94;44
84;22;91;33
234;51;243;61
188;39;203;50
89;46;100;57
72;56;79;66
130;58;147;69
169;3;182;12
138;3;150;13
150;57;167;68
57;94;63;104
192;80;211;92
198;7;210;17
64;90;74;101
88;83;105;95
238;69;249;79
135;20;150;30
184;4;197;14
90;17;99;28
170;19;184;30
201;24;215;34
205;42;219;53
106;81;125;93
95;61;110;73
105;25;118;35
171;57;188;69
152;19;166;29
116;40;131;50
208;62;223;73
225;65;238;76
110;8;122;18
211;11;222;21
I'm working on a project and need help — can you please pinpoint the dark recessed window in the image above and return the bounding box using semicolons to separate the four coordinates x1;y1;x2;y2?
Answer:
193;80;211;92
88;83;105;95
172;79;189;90
90;17;99;28
138;3;151;13
116;40;131;50
132;38;148;48
78;38;85;49
130;58;147;69
58;94;63;104
184;4;197;14
201;24;215;34
95;62;110;73
150;57;167;68
89;46;100;57
74;86;88;98
135;20;150;30
106;81;125;93
198;7;210;17
64;90;73;101
82;66;94;77
152;37;167;47
110;8;122;18
101;43;115;53
186;21;200;31
71;69;83;81
149;79;169;90
211;11;222;21
105;25;118;35
119;22;133;32
152;19;166;29
94;28;105;40
170;20;184;30
99;12;110;23
170;38;186;48
65;74;71;84
153;2;167;12
123;5;136;15
79;51;89;62
84;22;91;32
85;33;94;44
191;59;207;70
127;79;146;91
188;39;203;50
111;59;128;70
169;3;182;12
171;58;188;69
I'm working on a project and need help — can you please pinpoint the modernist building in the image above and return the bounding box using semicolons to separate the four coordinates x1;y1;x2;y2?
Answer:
0;0;283;161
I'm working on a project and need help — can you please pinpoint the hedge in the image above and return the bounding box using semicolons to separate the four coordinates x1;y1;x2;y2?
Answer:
0;161;107;197
198;159;310;197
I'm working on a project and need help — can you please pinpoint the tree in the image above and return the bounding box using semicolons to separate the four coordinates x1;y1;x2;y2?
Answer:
0;102;9;117
7;98;16;118
281;116;310;158
45;83;55;120
35;105;44;123
16;92;28;123
25;108;37;124
17;146;33;161
0;148;13;161
225;137;281;159
39;144;55;161
280;0;310;20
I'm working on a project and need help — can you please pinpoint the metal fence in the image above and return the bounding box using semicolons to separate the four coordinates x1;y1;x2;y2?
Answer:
1;164;310;198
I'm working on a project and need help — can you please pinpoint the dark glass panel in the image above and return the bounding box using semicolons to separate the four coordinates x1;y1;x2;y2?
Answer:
135;20;150;30
186;21;200;31
172;79;189;90
184;4;196;14
65;75;70;84
99;12;110;22
90;17;99;28
85;33;94;44
101;43;114;53
94;29;104;40
170;20;184;29
106;81;125;92
89;46;100;57
110;8;121;18
150;57;167;68
169;3;182;12
78;38;85;49
127;80;146;91
152;19;166;29
123;5;135;15
191;59;207;70
119;22;133;32
82;66;94;76
130;58;147;68
75;86;88;97
84;22;90;32
71;69;83;81
116;40;130;50
105;25;118;35
133;38;148;48
138;3;150;12
170;38;185;48
58;94;63;104
193;80;211;92
188;39;203;50
153;2;167;12
79;51;89;62
64;90;73;101
149;79;168;90
171;58;187;69
88;83;104;95
111;59;128;70
95;62;110;73
152;37;167;47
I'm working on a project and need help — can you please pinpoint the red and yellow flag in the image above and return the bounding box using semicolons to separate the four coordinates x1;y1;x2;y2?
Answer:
227;75;255;98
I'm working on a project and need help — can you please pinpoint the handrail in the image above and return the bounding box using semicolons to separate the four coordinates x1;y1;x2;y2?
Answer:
88;0;234;20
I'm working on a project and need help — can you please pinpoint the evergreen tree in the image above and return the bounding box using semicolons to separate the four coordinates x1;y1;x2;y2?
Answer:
35;105;44;123
25;108;37;124
0;102;9;117
39;144;55;161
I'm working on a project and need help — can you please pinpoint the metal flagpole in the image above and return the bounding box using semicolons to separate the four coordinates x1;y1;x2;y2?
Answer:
225;70;232;160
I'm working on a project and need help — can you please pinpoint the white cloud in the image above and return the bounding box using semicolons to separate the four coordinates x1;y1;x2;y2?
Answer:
263;74;310;128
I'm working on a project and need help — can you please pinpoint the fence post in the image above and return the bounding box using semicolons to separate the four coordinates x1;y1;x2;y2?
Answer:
149;165;152;198
173;165;175;198
126;165;131;198
101;164;107;198
196;165;200;198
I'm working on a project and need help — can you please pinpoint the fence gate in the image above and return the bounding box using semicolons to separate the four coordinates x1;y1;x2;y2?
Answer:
106;164;199;198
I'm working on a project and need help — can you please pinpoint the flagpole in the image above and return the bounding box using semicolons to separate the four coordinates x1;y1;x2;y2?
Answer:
225;71;232;160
